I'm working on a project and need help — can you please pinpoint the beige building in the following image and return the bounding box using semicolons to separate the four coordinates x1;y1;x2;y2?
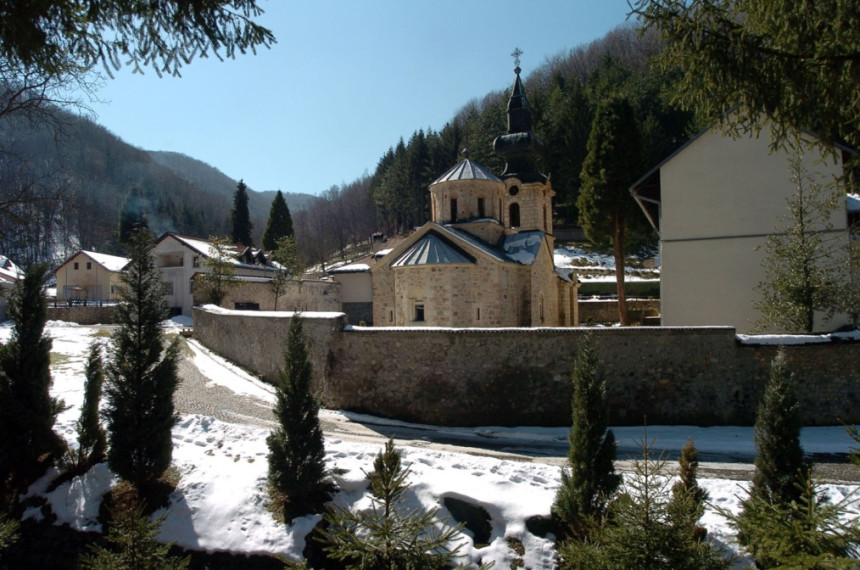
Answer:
372;66;578;327
54;251;128;304
631;123;854;333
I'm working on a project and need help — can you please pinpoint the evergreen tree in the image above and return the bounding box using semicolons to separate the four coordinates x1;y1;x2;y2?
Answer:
269;236;302;311
74;342;107;469
0;264;66;487
848;425;860;471
230;180;254;247
199;236;239;306
104;230;181;490
79;488;189;569
552;333;621;538
577;95;645;325
754;145;849;333
118;187;151;246
321;439;466;569
558;435;728;570
747;348;809;508
726;474;860;568
0;510;20;566
672;438;708;541
261;190;294;251
633;0;860;151
266;315;331;519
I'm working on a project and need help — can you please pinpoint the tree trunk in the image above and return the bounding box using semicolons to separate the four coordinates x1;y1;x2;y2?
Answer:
614;218;628;325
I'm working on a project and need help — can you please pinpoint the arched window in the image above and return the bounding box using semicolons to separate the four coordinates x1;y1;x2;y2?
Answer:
509;203;520;227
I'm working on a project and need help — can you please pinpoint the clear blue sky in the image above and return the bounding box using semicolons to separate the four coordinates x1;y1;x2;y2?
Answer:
84;1;634;196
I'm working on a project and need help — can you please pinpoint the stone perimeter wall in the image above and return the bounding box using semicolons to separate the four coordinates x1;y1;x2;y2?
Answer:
192;307;860;427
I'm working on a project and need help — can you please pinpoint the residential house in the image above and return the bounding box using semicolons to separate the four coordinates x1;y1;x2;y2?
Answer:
153;233;275;316
631;122;854;333
54;251;128;304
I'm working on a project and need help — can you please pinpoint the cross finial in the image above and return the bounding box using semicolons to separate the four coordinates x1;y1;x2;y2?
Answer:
511;47;523;70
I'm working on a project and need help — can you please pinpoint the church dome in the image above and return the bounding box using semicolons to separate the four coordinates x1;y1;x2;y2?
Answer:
431;158;501;185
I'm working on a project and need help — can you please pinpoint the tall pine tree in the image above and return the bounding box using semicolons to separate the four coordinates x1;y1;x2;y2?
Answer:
552;332;620;538
0;264;65;487
262;190;294;251
230;179;253;247
104;230;180;490
577;95;645;325
266;315;331;519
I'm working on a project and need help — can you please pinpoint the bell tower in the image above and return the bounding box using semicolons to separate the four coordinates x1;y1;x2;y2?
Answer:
492;49;554;234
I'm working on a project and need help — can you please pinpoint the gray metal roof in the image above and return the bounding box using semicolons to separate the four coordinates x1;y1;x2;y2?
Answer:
391;232;475;267
430;159;501;185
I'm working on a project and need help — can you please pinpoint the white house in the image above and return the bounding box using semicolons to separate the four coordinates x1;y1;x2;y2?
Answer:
153;233;275;316
631;123;854;333
54;250;128;304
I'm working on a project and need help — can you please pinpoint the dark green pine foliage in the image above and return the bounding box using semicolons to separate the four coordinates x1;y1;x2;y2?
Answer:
104;230;180;490
118;187;151;246
75;342;107;469
261;190;294;251
748;348;809;508
0;264;66;485
230;179;253;247
321;439;465;569
848;425;860;471
266;315;331;519
558;435;728;570
79;489;189;569
552;332;621;538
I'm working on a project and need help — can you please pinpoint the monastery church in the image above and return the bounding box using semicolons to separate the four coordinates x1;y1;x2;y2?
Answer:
371;66;578;327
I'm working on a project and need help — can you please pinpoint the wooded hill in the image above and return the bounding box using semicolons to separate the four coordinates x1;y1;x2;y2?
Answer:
0;110;313;266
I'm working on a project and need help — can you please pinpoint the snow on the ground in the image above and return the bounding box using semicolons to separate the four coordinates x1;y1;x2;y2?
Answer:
554;244;660;282
5;322;859;568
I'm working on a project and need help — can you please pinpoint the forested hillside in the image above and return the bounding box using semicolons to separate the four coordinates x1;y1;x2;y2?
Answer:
0;110;312;266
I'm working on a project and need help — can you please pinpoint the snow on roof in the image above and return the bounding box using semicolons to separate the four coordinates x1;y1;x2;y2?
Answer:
0;256;23;281
847;193;860;213
83;251;129;272
372;248;393;259
329;263;371;274
500;231;543;265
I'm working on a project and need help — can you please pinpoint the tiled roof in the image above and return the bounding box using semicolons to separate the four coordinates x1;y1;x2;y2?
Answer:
431;159;501;185
391;232;475;267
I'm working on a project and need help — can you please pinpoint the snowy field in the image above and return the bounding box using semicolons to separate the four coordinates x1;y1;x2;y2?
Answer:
6;320;859;568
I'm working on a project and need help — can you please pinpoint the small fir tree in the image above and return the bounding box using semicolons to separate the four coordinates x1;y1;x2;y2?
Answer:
321;439;466;569
0;264;66;487
552;332;621;538
559;435;728;570
266;315;331;519
0;510;20;565
262;190;294;251
104;230;181;490
199;236;239;306
753;145;848;333
79;487;189;569
747;348;809;509
74;342;107;469
269;235;302;311
848;424;860;471
726;474;860;568
230;179;253;247
672;438;708;541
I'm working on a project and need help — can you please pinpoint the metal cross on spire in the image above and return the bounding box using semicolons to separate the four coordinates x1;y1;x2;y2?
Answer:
511;47;523;70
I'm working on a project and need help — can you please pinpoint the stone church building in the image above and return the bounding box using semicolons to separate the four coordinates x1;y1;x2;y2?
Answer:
372;66;578;327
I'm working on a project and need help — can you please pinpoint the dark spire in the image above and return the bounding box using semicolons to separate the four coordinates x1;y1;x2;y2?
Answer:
493;58;545;182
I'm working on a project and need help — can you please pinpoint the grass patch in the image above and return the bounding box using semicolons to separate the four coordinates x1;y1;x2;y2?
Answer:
49;353;72;367
90;328;113;339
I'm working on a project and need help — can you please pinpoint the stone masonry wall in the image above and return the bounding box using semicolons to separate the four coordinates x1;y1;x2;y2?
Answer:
193;306;860;427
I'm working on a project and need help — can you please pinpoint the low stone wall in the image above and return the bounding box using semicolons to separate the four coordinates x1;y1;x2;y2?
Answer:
192;306;860;427
47;305;117;325
578;298;661;324
199;279;342;313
